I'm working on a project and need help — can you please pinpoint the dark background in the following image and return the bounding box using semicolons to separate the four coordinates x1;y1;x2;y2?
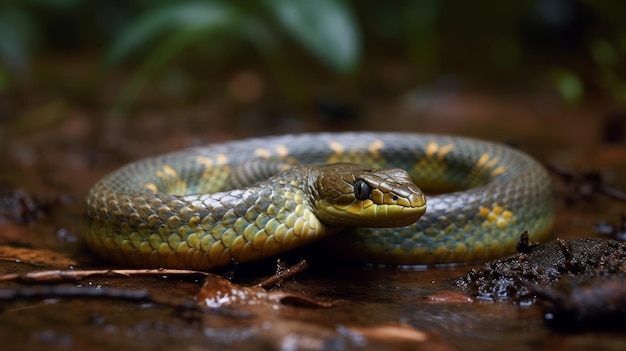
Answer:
1;1;626;350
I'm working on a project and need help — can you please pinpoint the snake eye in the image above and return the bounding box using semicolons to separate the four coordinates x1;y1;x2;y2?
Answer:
354;180;372;201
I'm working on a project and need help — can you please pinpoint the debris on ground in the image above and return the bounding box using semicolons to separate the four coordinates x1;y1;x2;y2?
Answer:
0;184;67;224
456;232;626;330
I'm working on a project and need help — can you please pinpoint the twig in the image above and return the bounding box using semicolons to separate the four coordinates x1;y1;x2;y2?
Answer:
257;260;309;289
0;285;230;316
0;268;208;284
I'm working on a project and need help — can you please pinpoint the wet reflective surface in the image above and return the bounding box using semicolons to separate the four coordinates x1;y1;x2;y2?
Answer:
1;87;626;350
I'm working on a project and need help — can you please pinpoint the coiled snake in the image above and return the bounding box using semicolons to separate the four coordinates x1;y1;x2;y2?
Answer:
85;132;554;269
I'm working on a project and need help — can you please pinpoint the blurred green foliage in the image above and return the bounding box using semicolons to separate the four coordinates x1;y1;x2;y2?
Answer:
1;0;626;110
0;0;82;89
104;0;360;112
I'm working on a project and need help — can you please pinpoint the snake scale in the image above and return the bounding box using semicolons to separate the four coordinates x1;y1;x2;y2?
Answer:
85;132;554;270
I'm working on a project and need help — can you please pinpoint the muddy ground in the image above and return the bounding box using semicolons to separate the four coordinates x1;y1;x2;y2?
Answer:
1;61;626;351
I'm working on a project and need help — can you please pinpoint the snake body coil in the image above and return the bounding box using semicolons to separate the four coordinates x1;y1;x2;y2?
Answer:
85;133;554;269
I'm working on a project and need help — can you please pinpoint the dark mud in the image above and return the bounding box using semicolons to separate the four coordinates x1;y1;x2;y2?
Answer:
457;234;626;330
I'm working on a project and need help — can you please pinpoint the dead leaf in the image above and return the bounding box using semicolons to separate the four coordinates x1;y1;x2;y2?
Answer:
197;274;337;309
0;246;78;268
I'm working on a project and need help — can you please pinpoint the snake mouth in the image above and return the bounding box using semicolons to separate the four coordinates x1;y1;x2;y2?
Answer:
384;202;427;227
317;199;427;229
377;190;427;227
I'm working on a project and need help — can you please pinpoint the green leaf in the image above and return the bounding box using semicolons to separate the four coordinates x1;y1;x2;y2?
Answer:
106;1;237;66
549;68;584;104
108;1;242;116
111;28;206;116
0;9;35;77
590;39;616;67
265;0;360;73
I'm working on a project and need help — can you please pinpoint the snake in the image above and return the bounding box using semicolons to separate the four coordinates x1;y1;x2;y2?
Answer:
85;132;554;270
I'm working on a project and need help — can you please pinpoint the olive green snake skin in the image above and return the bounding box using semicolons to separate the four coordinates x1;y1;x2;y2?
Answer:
85;132;554;269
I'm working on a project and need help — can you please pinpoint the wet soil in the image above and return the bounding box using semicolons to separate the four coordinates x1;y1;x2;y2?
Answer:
1;63;626;350
458;234;626;330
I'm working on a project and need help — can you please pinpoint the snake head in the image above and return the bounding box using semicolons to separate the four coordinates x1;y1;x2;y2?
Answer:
310;163;426;228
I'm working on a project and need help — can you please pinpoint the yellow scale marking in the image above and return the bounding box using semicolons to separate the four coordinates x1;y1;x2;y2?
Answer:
414;142;455;190
326;140;385;164
474;153;507;176
216;153;228;165
143;183;158;193
424;141;455;160
437;143;455;159
196;155;231;189
144;165;187;194
254;144;290;160
490;165;507;177
156;165;178;179
275;144;289;158
478;204;514;229
326;141;345;164
196;156;214;168
425;142;438;158
368;140;384;158
346;202;365;216
254;148;272;159
328;141;344;154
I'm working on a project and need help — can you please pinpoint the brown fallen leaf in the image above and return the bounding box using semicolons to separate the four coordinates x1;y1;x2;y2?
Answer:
197;274;337;309
0;246;78;268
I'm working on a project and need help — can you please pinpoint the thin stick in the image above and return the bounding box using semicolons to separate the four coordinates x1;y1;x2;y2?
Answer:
257;260;309;289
